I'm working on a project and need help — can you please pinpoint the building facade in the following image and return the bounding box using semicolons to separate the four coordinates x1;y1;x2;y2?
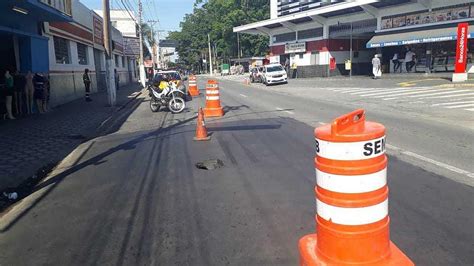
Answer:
0;0;72;77
43;2;138;107
234;0;474;77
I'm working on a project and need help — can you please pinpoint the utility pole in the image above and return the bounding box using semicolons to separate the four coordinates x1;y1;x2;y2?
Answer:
102;0;116;106
237;33;241;59
138;0;145;87
208;33;213;75
349;22;353;79
148;19;159;70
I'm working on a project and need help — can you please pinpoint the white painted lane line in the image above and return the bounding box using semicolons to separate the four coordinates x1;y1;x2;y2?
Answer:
423;92;474;99
275;107;294;115
239;94;248;98
408;89;470;98
432;101;474;106
386;144;474;179
444;103;474;109
465;108;474;111
318;122;326;125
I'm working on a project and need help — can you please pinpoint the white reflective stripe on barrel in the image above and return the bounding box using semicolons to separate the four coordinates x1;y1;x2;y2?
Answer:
206;90;219;95
316;198;388;225
206;96;220;100
316;136;386;161
316;168;386;194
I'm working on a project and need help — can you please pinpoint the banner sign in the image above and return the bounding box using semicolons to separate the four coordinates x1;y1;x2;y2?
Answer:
367;32;472;48
455;23;469;73
285;42;306;53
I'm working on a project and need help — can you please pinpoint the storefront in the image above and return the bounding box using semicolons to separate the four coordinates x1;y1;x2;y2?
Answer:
366;3;474;73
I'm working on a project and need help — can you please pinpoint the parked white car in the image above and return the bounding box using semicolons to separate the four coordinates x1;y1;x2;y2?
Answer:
261;64;288;86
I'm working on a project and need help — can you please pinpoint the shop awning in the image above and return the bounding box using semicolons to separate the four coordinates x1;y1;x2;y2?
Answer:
366;27;473;48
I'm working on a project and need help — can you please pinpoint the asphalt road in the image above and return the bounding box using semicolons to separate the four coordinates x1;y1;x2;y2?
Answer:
0;78;473;266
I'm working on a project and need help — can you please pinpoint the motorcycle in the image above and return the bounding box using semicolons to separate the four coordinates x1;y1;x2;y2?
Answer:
148;81;186;114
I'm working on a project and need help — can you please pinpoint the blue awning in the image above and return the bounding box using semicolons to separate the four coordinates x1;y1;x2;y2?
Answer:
0;0;72;23
366;27;473;48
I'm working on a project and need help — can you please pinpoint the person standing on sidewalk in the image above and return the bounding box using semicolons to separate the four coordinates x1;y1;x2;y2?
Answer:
33;73;46;113
114;69;120;91
404;49;416;72
4;70;15;119
392;52;401;73
372;54;382;79
83;68;92;102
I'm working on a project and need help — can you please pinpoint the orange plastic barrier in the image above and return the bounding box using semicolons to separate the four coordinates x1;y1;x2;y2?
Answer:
193;107;210;141
299;109;413;266
203;80;224;118
188;75;200;97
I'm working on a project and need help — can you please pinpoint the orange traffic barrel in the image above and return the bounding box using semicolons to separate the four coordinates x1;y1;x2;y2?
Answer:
203;79;224;118
299;109;413;266
188;75;200;97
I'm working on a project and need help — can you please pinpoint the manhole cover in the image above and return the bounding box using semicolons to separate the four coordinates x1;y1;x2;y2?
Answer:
195;159;224;170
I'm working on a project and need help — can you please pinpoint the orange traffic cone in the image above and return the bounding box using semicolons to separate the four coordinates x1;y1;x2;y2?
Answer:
193;108;211;141
188;75;200;97
203;79;224;117
299;109;413;266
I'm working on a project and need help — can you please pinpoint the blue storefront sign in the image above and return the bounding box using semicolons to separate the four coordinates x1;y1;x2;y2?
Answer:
367;31;472;48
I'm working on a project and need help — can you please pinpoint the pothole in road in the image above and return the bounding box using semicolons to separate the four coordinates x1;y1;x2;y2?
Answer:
195;159;224;170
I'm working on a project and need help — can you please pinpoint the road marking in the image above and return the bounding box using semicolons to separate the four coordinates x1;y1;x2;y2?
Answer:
239;94;248;98
387;144;474;179
422;92;474;99
318;122;326;125
408;89;470;98
276;107;294;115
397;78;444;87
379;89;447;100
465;108;474;111
432;101;474;106
444;103;474;108
359;87;432;97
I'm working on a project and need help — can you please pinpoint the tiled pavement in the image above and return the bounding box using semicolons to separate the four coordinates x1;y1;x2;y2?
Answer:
0;84;142;191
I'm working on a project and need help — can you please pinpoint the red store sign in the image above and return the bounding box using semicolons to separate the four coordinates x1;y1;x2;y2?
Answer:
455;23;469;73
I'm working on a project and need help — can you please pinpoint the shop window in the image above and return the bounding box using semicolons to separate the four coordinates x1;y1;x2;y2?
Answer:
274;32;296;43
77;43;88;65
54;36;70;64
298;28;323;40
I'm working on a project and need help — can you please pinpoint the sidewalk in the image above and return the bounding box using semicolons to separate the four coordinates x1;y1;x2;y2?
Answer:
0;83;142;192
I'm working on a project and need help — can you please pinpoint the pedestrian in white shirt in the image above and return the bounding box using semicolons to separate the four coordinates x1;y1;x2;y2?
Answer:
404;49;416;72
392;53;401;73
372;54;382;79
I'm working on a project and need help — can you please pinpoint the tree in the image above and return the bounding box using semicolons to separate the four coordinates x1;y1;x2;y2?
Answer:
167;0;270;71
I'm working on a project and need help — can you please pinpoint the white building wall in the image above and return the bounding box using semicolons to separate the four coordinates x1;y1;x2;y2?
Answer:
270;0;278;19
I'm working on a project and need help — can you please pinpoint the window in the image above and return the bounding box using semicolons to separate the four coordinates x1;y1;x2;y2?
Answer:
122;57;126;68
115;55;120;67
77;43;88;65
54;36;70;64
299;53;304;59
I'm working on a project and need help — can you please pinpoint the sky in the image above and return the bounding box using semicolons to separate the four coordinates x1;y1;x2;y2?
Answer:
80;0;195;38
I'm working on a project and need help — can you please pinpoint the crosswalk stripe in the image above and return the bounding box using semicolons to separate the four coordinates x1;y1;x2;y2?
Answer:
423;92;474;99
348;87;421;95
377;89;448;99
330;87;370;92
432;101;474;106
359;87;436;97
444;103;474;109
465;108;474;111
410;89;470;98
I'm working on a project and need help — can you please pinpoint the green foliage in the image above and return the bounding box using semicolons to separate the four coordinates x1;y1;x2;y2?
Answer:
168;0;270;70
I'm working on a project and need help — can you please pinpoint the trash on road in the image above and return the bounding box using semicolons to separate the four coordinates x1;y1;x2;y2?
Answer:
195;159;224;170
